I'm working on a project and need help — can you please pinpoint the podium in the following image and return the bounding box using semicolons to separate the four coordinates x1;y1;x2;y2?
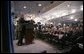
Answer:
24;21;34;45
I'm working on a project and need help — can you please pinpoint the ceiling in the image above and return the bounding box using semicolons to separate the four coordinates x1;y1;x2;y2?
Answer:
11;1;64;16
49;11;83;25
11;1;83;25
41;1;83;19
38;1;83;24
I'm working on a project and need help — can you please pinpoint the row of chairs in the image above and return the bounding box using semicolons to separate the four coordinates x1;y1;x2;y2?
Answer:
36;31;83;49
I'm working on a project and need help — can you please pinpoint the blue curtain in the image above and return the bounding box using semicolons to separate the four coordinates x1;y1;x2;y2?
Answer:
8;1;14;53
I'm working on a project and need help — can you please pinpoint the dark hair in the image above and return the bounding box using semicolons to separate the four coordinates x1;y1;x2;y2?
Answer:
11;12;14;15
15;16;17;18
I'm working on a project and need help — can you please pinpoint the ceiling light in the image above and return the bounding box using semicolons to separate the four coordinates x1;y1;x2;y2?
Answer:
80;5;83;11
71;9;76;13
62;13;66;16
44;16;49;18
38;4;42;6
51;16;54;18
23;6;27;9
50;22;53;24
56;15;60;18
70;16;74;19
67;5;70;7
81;7;83;11
51;17;54;18
74;19;78;21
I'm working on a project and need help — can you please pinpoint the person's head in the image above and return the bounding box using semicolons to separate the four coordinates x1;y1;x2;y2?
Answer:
20;14;24;18
15;16;17;18
20;12;24;18
65;26;69;31
70;27;73;31
76;27;80;31
79;26;83;31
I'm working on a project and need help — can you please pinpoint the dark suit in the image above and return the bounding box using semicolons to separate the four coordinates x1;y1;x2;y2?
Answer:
17;18;25;45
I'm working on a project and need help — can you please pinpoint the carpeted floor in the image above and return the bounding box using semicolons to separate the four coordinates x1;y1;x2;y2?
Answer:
13;39;71;53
